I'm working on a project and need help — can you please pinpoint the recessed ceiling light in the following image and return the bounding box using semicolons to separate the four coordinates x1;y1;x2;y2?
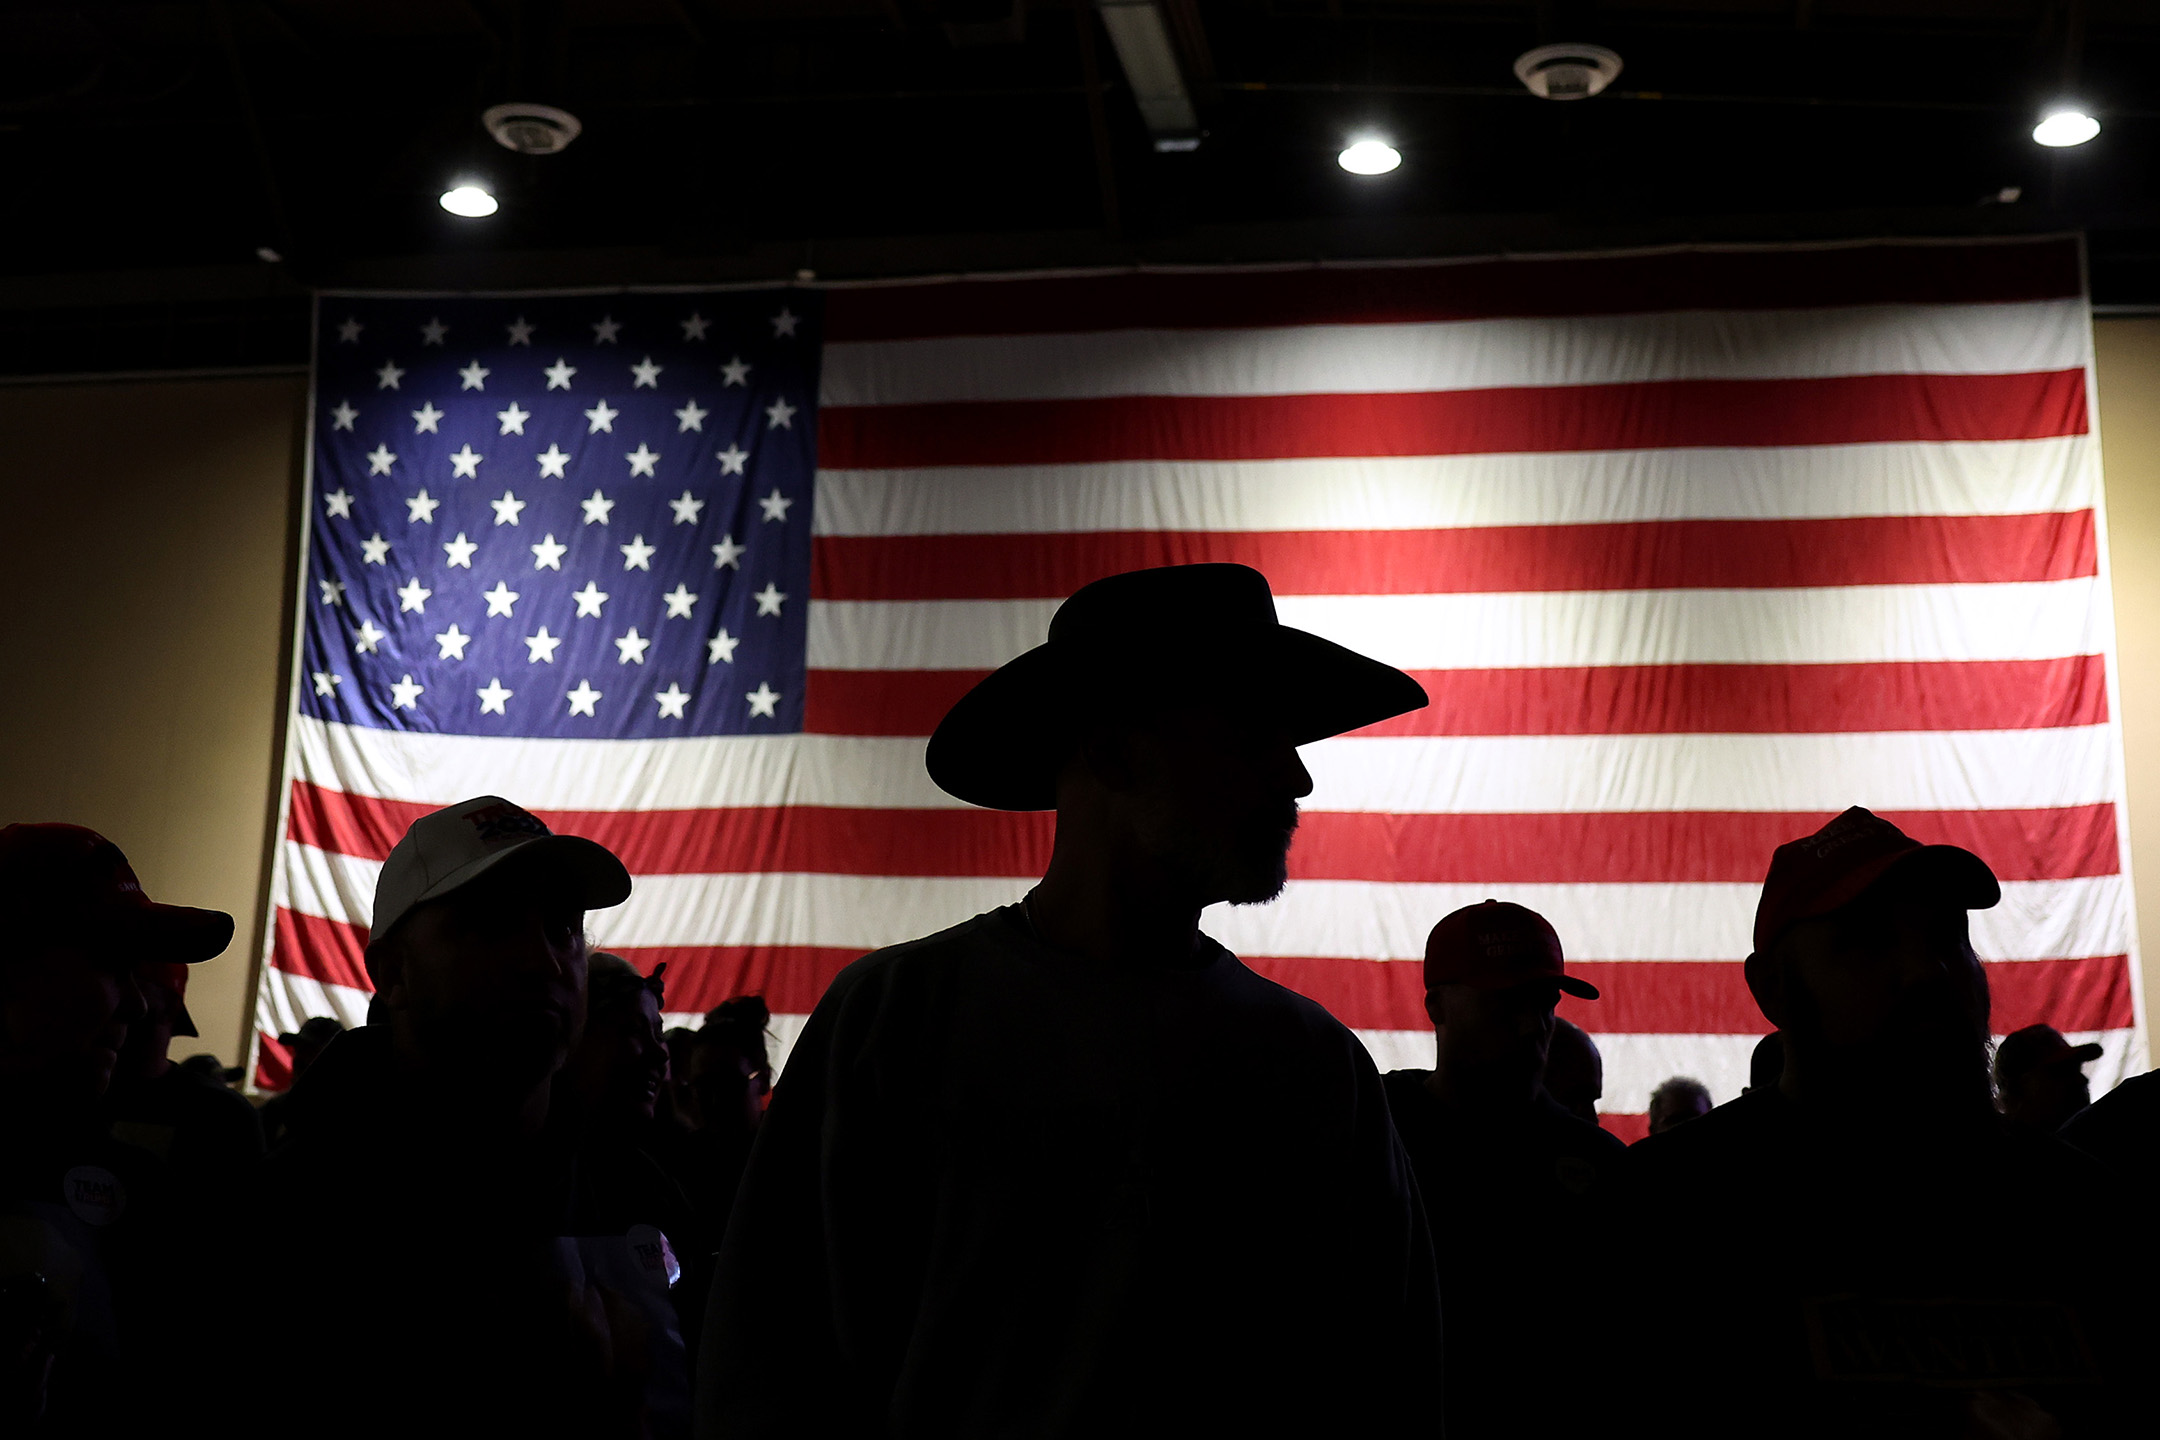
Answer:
439;183;499;218
2033;109;2100;148
1338;138;1402;176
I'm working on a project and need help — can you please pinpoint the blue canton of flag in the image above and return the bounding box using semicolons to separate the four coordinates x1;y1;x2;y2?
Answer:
299;291;819;739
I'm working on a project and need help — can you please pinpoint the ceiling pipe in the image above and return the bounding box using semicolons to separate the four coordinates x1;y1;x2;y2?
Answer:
1094;0;1200;151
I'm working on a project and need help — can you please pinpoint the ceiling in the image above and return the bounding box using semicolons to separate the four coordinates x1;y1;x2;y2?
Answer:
1;0;2156;373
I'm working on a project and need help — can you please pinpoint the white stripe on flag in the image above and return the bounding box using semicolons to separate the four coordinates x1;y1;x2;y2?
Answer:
289;717;2115;815
812;438;2097;537
276;840;2129;964
808;582;2112;672
819;299;2090;405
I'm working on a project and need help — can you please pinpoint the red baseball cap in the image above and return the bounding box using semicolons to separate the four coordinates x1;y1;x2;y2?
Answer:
0;823;234;964
1425;899;1599;999
1752;806;1999;954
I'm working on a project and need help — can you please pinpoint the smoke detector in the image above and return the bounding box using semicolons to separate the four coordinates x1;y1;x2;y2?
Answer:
1512;44;1623;101
483;102;584;155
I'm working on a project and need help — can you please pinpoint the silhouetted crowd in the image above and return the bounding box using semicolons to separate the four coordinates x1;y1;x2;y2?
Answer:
4;564;2155;1438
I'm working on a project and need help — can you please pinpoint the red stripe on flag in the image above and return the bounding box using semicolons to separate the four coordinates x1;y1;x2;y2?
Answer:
813;513;2098;600
289;783;2118;885
273;905;371;991
822;241;2083;340
803;658;2110;739
1601;1113;1650;1143
816;372;2089;468
1245;955;2134;1034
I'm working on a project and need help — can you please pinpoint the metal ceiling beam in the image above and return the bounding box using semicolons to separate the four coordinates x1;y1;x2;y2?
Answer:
1095;0;1200;150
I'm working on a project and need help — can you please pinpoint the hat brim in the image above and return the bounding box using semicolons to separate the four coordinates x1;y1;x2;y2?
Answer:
403;833;633;926
96;902;234;965
1861;844;2003;914
927;624;1429;811
1557;973;1600;1001
2069;1041;2106;1063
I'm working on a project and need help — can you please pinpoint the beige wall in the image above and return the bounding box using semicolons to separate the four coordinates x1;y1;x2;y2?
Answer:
4;326;2160;1068
2096;318;2160;1046
0;375;304;1065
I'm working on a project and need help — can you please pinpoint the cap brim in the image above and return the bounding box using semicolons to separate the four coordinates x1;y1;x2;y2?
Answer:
927;625;1428;811
2069;1042;2105;1062
1866;844;2002;913
407;832;633;917
100;903;235;965
1557;974;1600;1001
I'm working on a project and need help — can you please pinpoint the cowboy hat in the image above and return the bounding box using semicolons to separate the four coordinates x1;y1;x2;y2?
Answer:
926;564;1427;810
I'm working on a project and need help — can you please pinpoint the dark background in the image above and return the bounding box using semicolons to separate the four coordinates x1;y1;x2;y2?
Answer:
3;0;2154;376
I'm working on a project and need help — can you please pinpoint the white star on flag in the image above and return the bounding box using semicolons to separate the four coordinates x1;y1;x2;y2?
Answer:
565;680;602;716
330;401;358;430
443;532;478;568
324;489;355;519
396;577;432;613
571;581;609;617
459;360;490;391
312;671;342;696
318;579;345;606
525;626;563;663
759;488;793;523
545;358;577;390
412;402;444;434
435;623;472;660
497;402;531;435
336;317;363;344
615;627;651;664
537;444;571;479
717;444;748;475
674;399;708;432
420;318;447;346
765;397;797;429
449;444;484;478
483;582;520;617
626;443;660;477
770;307;800;337
367;444;396;475
662;584;698;618
389;674;425;709
753;582;785;616
708;628;739;664
530;533;567;569
507;316;536;346
585;399;618;433
669;491;703;525
681;312;711;341
631;356;663;389
490;491;526;526
620;535;656;571
361;533;392;565
711;534;745;569
406;489;440;524
593;315;623;344
375;361;403;390
477;678;513;714
746;682;781;717
720;356;750;386
353;619;385;653
581;490;614;525
654;683;691;719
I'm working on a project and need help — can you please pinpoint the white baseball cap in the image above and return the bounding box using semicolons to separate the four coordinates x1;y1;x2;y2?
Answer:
368;796;632;947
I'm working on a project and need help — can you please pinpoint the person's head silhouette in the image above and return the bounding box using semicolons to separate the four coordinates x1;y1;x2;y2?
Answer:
928;565;1425;964
0;823;231;1102
561;953;670;1128
1744;807;1998;1124
363;796;631;1133
1422;899;1599;1108
1542;1016;1605;1124
1647;1076;1713;1133
1994;1023;2101;1136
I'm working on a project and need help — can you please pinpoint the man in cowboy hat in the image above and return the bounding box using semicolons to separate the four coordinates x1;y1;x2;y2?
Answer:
701;564;1442;1438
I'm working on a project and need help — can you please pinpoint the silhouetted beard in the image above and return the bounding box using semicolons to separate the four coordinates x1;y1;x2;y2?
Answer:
1220;803;1301;906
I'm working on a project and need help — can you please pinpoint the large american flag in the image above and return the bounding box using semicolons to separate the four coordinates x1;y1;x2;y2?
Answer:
258;237;2145;1138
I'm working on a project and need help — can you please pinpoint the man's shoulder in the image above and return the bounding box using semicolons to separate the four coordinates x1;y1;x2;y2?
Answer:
1533;1095;1628;1159
2061;1068;2160;1153
1625;1088;1784;1176
826;907;1024;993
